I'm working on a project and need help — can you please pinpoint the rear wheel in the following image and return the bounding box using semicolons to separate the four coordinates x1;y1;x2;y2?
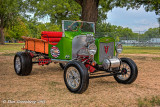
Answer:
114;58;138;84
14;52;32;76
64;60;89;93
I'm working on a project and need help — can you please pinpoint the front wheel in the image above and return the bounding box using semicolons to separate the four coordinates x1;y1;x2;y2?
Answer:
114;58;138;84
64;60;89;93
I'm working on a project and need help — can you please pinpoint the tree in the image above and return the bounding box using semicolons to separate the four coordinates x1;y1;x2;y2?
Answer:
136;0;160;15
144;28;160;39
24;18;61;39
7;17;29;42
27;0;81;24
0;0;25;45
96;22;136;41
75;0;99;23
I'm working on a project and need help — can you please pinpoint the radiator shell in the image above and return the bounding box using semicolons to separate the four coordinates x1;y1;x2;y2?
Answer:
99;42;114;62
94;37;115;65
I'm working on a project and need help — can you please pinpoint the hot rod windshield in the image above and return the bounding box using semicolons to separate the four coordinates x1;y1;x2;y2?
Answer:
62;20;95;33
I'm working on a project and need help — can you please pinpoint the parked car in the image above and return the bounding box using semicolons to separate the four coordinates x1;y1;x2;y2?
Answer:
14;20;138;93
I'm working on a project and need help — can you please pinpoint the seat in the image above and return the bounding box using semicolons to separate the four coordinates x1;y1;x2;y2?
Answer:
41;31;63;45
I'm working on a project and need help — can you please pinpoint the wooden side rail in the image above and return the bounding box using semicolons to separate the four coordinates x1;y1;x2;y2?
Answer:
22;36;49;54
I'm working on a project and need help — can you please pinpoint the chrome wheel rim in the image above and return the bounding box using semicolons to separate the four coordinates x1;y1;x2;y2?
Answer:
66;67;80;89
15;57;21;73
117;62;131;80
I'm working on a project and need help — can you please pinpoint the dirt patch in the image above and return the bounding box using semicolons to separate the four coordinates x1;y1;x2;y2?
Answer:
0;55;160;107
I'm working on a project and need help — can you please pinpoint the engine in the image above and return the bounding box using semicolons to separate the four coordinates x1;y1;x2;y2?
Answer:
72;34;122;72
72;34;97;59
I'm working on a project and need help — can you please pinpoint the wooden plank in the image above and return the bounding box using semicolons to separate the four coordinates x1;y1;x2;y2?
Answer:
28;40;34;51
35;41;44;53
45;42;48;54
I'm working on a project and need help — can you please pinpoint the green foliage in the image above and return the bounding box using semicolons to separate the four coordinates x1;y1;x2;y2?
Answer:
28;0;81;24
6;18;29;40
0;0;25;28
136;0;160;15
0;0;28;44
35;23;61;38
25;19;61;38
5;17;61;40
96;22;136;41
144;28;160;38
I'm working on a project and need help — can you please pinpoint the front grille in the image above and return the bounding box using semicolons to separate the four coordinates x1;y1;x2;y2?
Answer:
99;42;114;62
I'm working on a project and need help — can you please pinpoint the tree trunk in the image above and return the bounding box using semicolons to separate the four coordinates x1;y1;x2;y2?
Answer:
0;27;5;45
81;0;99;23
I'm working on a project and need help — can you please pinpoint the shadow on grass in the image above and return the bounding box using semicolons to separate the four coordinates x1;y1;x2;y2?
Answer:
95;80;117;85
31;65;63;75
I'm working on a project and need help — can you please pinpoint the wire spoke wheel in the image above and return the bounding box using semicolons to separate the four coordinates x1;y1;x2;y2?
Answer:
64;60;89;93
66;67;80;89
114;58;138;84
117;62;131;80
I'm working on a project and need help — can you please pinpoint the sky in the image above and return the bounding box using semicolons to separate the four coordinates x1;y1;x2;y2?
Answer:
107;6;159;32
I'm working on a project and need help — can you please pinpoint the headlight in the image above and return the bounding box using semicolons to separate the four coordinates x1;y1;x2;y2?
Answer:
116;43;123;54
88;43;97;55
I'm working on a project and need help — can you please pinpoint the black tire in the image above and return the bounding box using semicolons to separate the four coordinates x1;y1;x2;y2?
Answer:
64;60;89;94
59;63;66;70
14;52;32;76
114;58;138;84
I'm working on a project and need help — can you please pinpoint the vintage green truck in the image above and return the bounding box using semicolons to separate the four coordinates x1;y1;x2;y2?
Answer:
14;20;138;93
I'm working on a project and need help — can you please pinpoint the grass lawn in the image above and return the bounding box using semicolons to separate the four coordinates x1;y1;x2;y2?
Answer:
123;46;160;54
0;43;25;56
0;43;24;53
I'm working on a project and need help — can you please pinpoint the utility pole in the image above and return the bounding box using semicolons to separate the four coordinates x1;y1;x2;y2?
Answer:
138;31;140;46
158;17;160;34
